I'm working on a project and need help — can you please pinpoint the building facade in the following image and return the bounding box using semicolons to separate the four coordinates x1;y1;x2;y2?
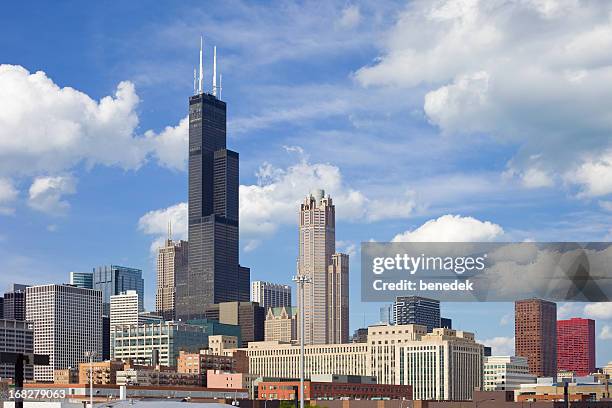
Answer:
26;284;103;382
110;321;208;367
204;301;265;347
240;324;484;401
78;360;125;385
264;306;297;343
298;190;349;345
93;265;144;316
393;296;440;332
250;281;291;309
257;377;413;401
0;319;34;380
156;238;188;321
3;284;29;321
69;272;94;289
116;368;200;387
328;253;349;343
177;83;250;321
557;318;595;376
109;290;162;330
483;356;535;391
515;299;557;378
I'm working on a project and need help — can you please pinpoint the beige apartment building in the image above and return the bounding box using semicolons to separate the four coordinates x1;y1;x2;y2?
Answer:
298;189;349;345
236;324;484;400
156;235;188;321
264;306;297;343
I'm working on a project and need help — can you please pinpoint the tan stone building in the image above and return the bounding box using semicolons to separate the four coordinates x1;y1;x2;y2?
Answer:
156;236;188;321
78;360;125;385
264;306;297;343
298;190;349;345
235;324;484;401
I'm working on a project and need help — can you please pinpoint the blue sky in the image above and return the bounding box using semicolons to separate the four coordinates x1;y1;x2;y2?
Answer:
2;0;612;365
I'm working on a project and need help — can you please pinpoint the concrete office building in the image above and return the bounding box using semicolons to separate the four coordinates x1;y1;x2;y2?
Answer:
156;236;188;321
0;319;34;380
251;281;291;309
239;324;484;400
264;306;297;343
3;284;29;321
483;356;535;391
26;284;103;382
298;190;349;344
244;340;369;379
515;298;557;377
177;52;250;321
93;265;144;316
110;290;162;329
110;321;208;367
69;272;93;289
393;296;440;332
557;317;595;376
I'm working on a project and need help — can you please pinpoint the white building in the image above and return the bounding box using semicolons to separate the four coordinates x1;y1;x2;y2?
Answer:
26;284;102;381
484;356;535;391
239;324;484;400
250;281;291;309
110;291;162;331
403;330;482;400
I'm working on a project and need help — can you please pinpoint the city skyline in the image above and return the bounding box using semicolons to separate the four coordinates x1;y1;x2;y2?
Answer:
2;0;612;367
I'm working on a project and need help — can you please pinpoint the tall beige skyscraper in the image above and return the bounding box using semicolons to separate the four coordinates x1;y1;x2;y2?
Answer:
328;253;349;343
298;189;349;344
156;229;188;321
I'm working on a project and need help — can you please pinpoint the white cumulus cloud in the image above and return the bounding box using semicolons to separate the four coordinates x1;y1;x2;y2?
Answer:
584;302;612;320
355;0;612;196
600;325;612;340
138;202;188;253
0;64;188;177
392;214;503;242
481;336;514;356
139;157;416;251
27;176;76;215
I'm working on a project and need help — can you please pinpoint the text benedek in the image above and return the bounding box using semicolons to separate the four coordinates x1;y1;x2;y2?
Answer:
373;279;474;291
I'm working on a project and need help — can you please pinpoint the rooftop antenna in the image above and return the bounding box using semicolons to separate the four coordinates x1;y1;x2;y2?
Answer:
167;220;173;241
193;68;197;95
212;46;217;97
198;36;204;94
219;73;223;99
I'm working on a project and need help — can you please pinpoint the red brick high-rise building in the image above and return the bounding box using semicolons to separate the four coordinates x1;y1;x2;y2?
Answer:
557;318;595;376
515;299;557;378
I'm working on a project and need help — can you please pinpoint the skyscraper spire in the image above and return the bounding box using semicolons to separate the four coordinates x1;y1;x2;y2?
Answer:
198;36;204;94
167;219;173;241
219;73;222;99
213;46;217;97
193;68;197;95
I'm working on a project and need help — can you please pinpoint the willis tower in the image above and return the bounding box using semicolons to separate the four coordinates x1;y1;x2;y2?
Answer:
176;39;250;320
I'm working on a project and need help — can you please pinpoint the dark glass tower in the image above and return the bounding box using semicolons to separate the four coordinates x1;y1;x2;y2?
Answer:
176;92;249;321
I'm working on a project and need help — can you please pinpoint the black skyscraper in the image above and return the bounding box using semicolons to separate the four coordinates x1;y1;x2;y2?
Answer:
3;284;29;321
176;87;249;320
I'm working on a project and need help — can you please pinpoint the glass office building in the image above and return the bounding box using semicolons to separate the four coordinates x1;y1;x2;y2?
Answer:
93;265;144;316
69;271;94;289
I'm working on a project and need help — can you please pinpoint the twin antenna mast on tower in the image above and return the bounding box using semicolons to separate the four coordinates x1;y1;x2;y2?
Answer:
193;36;222;98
